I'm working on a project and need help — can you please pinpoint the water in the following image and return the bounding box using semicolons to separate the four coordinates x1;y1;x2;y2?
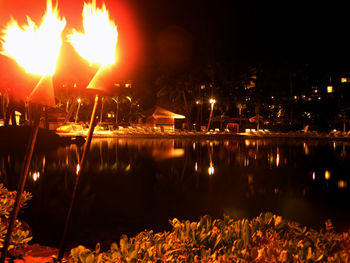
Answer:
1;137;350;249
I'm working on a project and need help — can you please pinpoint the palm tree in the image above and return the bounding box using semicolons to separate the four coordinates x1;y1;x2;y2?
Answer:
156;72;194;129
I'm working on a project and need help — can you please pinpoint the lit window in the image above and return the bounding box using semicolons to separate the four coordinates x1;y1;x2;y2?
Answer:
327;86;333;93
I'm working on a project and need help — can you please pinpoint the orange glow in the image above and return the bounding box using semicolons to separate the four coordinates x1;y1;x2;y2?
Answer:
32;171;40;181
208;163;214;175
152;148;184;161
325;170;331;180
0;0;66;76
68;1;118;66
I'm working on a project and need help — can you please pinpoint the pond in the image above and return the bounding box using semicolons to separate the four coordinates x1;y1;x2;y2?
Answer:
1;137;350;250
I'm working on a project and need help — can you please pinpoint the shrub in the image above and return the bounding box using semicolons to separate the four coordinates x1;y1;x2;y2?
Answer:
69;212;350;262
0;184;32;251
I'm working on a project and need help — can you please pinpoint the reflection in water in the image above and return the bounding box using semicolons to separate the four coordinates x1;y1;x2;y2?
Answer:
32;171;40;182
207;142;214;176
0;138;350;248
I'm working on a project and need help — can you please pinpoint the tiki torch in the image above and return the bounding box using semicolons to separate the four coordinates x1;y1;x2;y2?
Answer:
58;1;118;260
0;0;66;262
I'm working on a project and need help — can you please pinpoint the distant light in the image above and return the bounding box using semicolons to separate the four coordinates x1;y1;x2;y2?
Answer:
327;86;334;93
271;96;274;99
77;98;81;103
314;89;318;93
195;162;198;171
125;83;131;88
201;85;205;90
33;171;40;181
338;180;347;189
74;83;77;88
209;98;216;104
294;95;297;100
76;164;80;175
276;153;280;167
196;100;200;105
341;77;348;83
312;172;316;180
325;170;331;180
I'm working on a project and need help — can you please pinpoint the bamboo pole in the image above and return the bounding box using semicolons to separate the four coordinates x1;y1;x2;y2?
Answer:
58;94;100;261
0;108;41;263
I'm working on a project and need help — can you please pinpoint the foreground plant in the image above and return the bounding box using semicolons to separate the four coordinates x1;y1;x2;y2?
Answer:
70;212;350;262
0;184;32;251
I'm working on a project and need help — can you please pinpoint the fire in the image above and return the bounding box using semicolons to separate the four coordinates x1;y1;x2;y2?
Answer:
68;1;118;66
0;0;66;76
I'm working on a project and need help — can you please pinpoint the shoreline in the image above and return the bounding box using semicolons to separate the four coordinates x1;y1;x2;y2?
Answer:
57;130;350;141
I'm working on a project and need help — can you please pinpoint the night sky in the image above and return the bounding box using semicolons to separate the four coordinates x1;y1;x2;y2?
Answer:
132;0;350;68
0;0;349;95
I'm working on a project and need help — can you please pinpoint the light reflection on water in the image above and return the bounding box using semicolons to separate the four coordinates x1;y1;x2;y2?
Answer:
1;138;350;248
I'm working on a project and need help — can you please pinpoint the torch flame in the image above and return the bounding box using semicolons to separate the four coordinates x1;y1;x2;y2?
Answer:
0;0;66;76
68;0;118;66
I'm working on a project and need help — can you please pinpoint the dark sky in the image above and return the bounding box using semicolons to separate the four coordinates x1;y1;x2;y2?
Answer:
0;0;349;88
127;0;350;73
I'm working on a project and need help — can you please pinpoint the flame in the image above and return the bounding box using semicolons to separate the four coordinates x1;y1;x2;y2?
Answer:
68;1;118;66
0;0;66;76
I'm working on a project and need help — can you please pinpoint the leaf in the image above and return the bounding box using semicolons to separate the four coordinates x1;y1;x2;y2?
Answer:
241;220;251;248
120;235;129;251
279;250;288;262
315;254;324;262
85;253;95;263
306;246;312;260
95;242;100;254
110;242;119;252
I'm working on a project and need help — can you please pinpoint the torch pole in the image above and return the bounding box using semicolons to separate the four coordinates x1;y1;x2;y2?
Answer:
0;106;41;263
58;94;100;261
207;103;214;132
